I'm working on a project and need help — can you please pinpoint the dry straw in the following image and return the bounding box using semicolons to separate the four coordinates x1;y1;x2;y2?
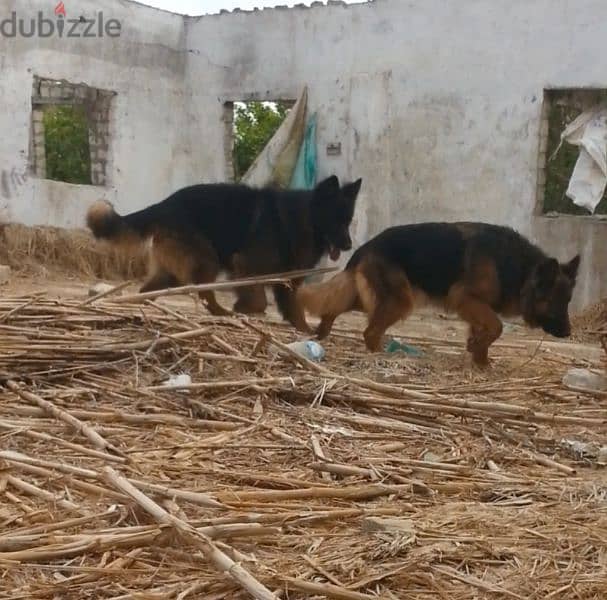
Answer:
0;223;146;279
0;282;605;598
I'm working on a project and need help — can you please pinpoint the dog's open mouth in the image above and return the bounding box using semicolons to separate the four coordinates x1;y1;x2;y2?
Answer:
329;246;341;261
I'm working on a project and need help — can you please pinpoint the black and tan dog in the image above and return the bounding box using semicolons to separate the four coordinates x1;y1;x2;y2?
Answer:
297;222;580;365
86;176;361;331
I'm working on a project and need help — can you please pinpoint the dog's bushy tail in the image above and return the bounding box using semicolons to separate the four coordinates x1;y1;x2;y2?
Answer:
297;270;358;317
87;200;156;252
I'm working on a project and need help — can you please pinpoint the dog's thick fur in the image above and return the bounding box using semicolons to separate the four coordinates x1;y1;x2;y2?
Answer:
298;222;581;365
86;176;361;331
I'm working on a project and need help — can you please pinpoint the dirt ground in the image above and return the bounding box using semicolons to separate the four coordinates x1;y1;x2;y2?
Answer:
1;272;606;599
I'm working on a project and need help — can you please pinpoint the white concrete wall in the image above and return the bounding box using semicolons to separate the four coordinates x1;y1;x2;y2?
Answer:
1;0;605;309
184;0;607;310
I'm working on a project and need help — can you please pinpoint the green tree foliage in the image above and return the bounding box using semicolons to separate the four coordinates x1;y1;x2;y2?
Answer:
233;101;290;180
43;105;92;185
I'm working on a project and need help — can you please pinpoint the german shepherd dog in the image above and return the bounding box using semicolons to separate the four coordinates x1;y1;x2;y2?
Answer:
297;222;580;365
86;176;362;331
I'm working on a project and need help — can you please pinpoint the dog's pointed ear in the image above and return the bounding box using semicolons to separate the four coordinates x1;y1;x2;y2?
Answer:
341;178;362;200
535;258;559;290
562;254;581;282
315;175;340;196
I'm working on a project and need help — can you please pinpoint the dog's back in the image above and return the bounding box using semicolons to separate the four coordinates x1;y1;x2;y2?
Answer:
87;184;261;257
347;223;469;298
346;222;545;306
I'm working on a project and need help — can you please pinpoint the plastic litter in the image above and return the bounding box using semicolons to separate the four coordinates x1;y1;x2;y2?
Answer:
384;338;424;357
502;321;523;333
88;283;114;297
561;438;607;466
560;438;599;459
562;368;607;393
162;374;192;391
283;340;326;362
422;451;441;463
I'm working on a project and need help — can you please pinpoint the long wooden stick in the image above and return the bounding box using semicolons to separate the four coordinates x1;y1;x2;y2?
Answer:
113;267;337;304
103;467;279;600
144;376;294;393
217;483;409;503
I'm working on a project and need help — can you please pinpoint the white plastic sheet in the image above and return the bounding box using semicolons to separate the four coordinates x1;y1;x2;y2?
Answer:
560;105;607;213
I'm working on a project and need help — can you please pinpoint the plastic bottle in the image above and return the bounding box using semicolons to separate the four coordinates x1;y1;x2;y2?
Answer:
284;340;326;362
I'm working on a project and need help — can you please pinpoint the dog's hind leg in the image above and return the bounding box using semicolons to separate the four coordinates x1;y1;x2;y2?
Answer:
230;253;268;315
199;289;232;316
139;244;179;293
140;270;178;293
154;232;231;317
315;282;364;340
233;286;267;314
295;271;360;340
312;294;359;340
363;297;412;352
356;259;414;352
273;281;312;334
192;261;232;317
315;297;361;339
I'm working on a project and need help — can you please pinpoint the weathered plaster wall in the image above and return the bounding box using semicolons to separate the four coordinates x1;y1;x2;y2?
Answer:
0;0;605;309
0;0;189;228
184;0;607;310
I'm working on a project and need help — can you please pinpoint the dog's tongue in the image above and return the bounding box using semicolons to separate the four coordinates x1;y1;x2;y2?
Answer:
329;246;341;261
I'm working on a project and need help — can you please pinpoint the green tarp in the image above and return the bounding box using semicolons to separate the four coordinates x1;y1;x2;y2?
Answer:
289;112;318;190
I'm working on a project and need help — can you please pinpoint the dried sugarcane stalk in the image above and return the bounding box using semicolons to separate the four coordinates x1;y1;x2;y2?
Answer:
217;483;409;503
5;380;123;456
5;475;86;515
0;450;223;508
113;267;337;304
284;578;378;600
0;422;126;464
103;466;279;600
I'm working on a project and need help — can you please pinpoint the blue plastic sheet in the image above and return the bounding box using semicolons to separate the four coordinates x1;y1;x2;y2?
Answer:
289;114;319;283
